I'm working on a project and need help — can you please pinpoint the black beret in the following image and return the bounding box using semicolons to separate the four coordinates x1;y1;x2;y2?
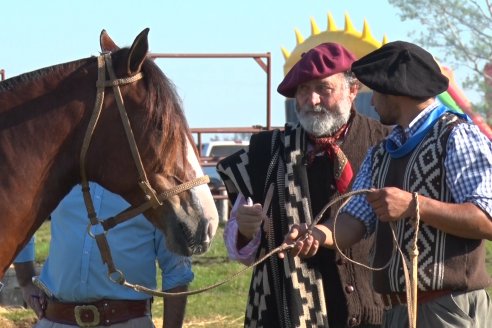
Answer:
351;41;449;98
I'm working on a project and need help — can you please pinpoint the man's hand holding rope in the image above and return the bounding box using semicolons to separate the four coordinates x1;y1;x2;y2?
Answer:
366;187;416;223
279;187;417;259
278;224;327;259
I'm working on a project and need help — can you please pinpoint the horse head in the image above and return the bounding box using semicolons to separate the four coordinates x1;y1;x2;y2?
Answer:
84;29;218;256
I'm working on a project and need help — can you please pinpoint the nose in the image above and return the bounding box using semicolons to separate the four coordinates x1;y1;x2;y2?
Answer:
309;90;322;106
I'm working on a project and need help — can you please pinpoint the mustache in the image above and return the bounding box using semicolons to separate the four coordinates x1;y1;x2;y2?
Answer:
299;104;329;113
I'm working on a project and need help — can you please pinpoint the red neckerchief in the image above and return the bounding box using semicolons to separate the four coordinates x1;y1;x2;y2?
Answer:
306;113;354;194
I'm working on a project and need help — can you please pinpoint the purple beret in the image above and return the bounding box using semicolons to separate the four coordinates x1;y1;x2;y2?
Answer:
351;41;449;98
277;43;356;98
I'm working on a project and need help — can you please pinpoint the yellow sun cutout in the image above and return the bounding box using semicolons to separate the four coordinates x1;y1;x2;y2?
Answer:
281;12;388;76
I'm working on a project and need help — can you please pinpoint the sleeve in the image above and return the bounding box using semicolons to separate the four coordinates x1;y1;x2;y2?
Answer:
223;194;261;265
155;231;194;291
13;236;35;263
340;149;378;236
445;123;492;217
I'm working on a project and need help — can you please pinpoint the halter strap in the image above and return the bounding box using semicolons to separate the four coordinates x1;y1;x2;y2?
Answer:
79;53;210;285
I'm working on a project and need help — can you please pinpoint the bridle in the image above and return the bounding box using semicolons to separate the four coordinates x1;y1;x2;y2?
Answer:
79;53;209;287
76;53;420;311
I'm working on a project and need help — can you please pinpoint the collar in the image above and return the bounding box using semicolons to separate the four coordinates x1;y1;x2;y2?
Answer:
386;101;470;158
405;101;441;139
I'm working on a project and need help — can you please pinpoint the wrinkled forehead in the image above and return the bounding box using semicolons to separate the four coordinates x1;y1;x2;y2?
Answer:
297;72;346;87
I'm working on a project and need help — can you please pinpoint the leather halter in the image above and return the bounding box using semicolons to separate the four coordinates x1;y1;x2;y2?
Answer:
79;53;209;284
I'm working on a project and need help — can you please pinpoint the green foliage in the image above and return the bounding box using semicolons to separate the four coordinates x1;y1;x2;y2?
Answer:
10;223;249;327
388;0;492;117
34;220;51;263
153;225;251;326
486;241;492;294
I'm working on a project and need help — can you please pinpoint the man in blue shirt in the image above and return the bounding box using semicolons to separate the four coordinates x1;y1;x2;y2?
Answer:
14;182;193;327
281;41;492;327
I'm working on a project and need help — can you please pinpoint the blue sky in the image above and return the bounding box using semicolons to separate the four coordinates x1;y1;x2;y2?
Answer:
1;1;451;138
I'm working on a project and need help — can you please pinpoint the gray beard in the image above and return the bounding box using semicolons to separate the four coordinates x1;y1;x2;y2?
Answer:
297;101;352;137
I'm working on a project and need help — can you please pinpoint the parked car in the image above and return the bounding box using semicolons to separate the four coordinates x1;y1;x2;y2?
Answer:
200;140;250;158
199;140;249;223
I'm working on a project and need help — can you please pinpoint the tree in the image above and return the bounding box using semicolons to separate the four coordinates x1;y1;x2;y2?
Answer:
388;0;492;121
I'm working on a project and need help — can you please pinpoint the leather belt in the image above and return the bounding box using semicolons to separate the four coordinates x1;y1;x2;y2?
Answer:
44;299;151;327
382;289;451;308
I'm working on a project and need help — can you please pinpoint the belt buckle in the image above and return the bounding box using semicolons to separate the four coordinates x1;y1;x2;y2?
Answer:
74;304;100;327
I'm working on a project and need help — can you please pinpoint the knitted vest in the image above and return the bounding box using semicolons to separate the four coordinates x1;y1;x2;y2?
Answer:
370;112;492;293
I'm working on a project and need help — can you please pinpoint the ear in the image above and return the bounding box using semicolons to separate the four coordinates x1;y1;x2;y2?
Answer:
348;81;359;103
127;28;149;75
100;29;120;52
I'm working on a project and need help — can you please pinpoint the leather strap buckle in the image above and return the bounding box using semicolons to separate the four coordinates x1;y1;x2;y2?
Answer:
74;304;100;327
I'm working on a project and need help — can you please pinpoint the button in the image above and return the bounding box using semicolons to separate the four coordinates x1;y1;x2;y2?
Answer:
336;258;346;265
348;317;358;326
345;285;355;293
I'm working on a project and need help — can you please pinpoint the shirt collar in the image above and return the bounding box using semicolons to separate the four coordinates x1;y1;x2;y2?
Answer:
389;100;441;146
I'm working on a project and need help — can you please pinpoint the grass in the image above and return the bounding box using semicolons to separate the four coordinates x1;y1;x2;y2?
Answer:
1;222;251;327
3;222;492;327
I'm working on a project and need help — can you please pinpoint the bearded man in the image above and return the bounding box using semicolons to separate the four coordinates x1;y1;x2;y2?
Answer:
217;43;390;328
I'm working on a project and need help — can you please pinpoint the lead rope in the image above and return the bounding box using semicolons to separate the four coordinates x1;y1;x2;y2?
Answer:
120;185;295;297
409;192;420;328
122;242;295;297
130;186;420;324
79;54;211;287
318;190;420;328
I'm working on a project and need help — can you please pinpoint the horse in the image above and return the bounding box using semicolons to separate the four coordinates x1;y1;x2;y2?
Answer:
0;28;219;280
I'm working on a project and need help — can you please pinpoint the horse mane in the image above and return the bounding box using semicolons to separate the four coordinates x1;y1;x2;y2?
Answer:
111;48;194;181
0;59;88;92
1;49;194;181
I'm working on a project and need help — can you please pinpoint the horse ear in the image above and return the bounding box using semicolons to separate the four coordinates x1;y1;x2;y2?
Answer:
100;29;120;52
127;28;150;75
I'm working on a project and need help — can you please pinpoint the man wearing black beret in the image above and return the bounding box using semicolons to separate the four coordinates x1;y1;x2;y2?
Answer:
283;41;492;327
218;43;390;327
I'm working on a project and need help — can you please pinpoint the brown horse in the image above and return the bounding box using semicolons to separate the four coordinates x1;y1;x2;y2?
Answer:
0;29;218;279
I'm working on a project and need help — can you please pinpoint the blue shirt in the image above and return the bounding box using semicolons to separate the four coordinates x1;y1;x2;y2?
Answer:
342;102;492;236
15;183;194;302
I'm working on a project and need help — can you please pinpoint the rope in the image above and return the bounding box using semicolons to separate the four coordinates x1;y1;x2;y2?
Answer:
80;53;212;291
315;189;420;328
120;187;421;315
121;242;295;297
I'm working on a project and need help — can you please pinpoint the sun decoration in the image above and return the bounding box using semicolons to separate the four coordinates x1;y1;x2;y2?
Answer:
280;12;492;138
281;12;388;76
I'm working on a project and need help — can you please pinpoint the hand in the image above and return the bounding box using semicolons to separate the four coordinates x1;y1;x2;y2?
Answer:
278;224;325;259
366;187;415;222
19;281;47;319
236;200;265;240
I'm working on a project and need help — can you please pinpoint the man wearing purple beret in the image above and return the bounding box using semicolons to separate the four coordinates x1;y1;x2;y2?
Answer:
218;43;390;327
283;41;492;327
